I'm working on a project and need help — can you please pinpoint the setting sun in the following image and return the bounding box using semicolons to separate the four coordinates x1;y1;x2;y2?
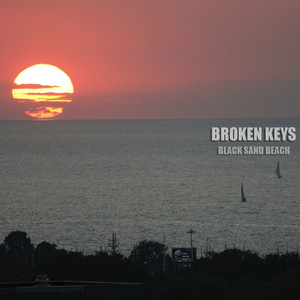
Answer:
12;64;74;119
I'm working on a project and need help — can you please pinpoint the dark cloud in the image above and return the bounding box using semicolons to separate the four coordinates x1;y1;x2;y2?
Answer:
13;83;61;89
2;78;300;120
0;82;13;94
65;78;300;119
24;92;73;96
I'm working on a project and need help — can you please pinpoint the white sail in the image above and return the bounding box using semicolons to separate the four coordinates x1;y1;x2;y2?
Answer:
241;183;246;202
276;161;282;178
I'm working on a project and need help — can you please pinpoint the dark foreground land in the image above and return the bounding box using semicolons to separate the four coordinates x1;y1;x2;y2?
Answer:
0;231;299;299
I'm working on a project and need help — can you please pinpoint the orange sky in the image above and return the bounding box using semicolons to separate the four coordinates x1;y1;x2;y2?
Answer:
0;0;299;120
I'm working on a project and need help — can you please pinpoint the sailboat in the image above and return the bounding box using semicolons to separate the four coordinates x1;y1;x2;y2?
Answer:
276;161;282;178
241;183;246;202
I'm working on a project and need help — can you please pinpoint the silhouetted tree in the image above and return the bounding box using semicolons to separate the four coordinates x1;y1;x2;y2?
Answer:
129;240;168;274
130;240;166;263
35;241;58;260
0;231;299;299
0;243;6;257
4;231;33;258
212;249;262;277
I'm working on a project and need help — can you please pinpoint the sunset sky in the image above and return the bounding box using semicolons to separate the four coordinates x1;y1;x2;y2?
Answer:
0;0;299;120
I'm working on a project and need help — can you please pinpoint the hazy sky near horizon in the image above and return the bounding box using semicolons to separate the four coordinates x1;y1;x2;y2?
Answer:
0;0;299;119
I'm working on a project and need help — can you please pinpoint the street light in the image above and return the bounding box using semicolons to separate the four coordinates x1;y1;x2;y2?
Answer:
187;229;196;261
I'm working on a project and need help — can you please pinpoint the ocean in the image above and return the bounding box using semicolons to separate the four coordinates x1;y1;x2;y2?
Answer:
0;119;299;256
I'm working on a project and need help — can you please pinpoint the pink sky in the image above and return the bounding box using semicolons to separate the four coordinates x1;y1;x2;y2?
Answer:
0;0;299;119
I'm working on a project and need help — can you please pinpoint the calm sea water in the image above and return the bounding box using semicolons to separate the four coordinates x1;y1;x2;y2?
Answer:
0;119;299;256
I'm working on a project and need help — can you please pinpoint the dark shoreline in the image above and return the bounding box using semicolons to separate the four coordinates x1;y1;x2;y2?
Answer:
1;231;299;299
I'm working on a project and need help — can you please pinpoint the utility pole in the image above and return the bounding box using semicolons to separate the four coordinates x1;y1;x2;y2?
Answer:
108;233;118;255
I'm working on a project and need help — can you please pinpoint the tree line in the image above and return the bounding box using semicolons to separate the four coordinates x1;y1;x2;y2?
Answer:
0;231;299;299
